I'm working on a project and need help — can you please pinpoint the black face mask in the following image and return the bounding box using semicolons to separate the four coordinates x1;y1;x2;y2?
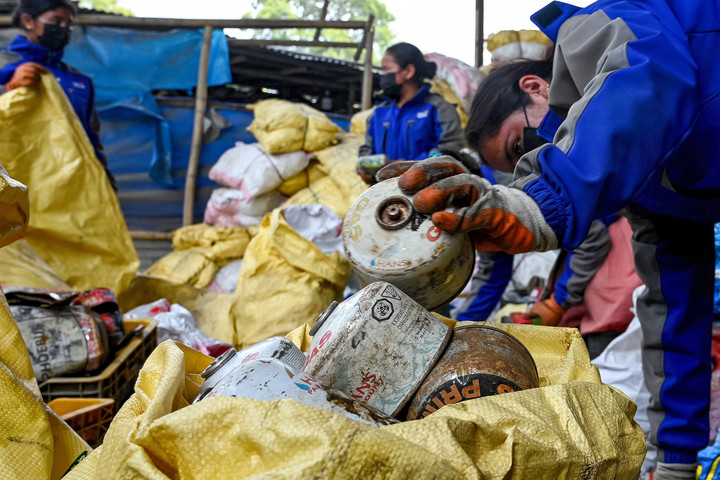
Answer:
523;127;547;152
521;103;548;153
379;72;402;101
39;23;71;51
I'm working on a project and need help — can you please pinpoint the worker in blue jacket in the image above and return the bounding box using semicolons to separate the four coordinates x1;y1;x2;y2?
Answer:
379;1;720;477
0;0;116;190
357;42;465;184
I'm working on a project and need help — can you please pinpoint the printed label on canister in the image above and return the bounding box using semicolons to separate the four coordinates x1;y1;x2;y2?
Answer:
13;306;87;382
238;337;306;372
304;282;451;417
413;373;522;419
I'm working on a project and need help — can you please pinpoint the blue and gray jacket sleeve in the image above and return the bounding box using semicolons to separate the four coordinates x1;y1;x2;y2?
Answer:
551;217;613;308
513;1;699;250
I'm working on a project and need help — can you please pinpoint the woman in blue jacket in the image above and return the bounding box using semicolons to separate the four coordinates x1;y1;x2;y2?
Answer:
0;0;116;190
357;42;465;184
379;1;720;477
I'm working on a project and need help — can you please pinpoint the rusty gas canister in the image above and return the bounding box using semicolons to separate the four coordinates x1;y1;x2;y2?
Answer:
406;324;539;420
304;281;452;417
342;176;475;311
195;336;306;403
196;357;398;427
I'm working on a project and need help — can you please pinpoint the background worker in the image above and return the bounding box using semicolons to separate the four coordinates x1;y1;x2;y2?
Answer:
357;42;465;185
0;0;116;190
379;1;720;477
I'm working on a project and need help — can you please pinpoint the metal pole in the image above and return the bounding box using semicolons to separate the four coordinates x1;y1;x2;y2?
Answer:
183;25;212;226
475;0;484;68
361;20;374;110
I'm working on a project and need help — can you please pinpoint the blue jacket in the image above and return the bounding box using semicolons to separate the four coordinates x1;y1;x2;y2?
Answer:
359;84;465;161
0;35;115;189
512;1;720;250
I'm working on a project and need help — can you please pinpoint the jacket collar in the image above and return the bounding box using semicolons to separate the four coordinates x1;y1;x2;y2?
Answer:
8;34;64;66
531;2;582;42
384;83;432;109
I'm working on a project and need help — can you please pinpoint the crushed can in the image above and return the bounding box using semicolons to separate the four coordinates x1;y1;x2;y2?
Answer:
406;324;540;420
342;176;475;311
195;357;398;427
194;336;306;403
304;281;452;417
11;304;110;382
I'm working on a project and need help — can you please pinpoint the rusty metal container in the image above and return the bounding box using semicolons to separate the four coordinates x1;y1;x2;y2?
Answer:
342;176;475;311
304;281;452;417
195;357;398;427
194;336;306;403
406;324;539;420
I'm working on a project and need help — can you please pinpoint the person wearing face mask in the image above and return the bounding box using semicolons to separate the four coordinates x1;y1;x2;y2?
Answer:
451;58;640;362
0;0;116;191
378;1;720;477
356;42;465;185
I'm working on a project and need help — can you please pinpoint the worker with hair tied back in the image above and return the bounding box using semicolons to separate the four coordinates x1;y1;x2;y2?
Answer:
357;42;465;185
0;0;116;191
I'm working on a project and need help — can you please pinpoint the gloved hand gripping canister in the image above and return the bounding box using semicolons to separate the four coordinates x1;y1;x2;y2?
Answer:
377;157;558;254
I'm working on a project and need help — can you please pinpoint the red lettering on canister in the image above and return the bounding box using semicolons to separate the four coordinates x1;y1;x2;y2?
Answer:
426;226;442;242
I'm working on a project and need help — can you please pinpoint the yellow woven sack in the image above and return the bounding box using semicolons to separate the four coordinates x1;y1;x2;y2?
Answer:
0;75;139;294
62;320;645;480
145;224;251;288
349;106;376;136
231;208;352;348
145;249;219;289
0;239;70;289
277;159;328;196
0;169;88;479
118;274;236;345
429;78;469;128
247;99;342;154
171;224;251;262
281;134;367;218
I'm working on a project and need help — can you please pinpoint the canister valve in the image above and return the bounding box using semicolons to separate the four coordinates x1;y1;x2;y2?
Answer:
375;196;413;230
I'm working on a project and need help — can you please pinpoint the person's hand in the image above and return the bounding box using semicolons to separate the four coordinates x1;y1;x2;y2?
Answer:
356;167;377;185
378;157;558;254
6;62;48;91
525;297;566;326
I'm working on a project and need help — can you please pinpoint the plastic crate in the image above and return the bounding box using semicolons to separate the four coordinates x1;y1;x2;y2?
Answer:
47;397;114;447
39;318;158;412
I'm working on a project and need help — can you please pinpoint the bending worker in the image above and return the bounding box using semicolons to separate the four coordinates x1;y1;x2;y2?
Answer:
0;0;116;190
379;1;719;478
357;42;465;184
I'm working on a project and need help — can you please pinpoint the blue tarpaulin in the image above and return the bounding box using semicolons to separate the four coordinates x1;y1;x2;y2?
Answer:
64;26;232;184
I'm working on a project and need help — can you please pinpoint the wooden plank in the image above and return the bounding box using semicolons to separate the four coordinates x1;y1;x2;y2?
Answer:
313;0;330;41
360;18;375;110
0;15;367;30
182;25;213;226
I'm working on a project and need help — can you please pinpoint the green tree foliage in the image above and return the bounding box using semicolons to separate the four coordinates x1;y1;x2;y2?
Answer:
244;0;395;61
78;0;134;16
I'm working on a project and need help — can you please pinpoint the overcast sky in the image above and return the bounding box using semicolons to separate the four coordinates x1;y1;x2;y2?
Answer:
115;0;594;66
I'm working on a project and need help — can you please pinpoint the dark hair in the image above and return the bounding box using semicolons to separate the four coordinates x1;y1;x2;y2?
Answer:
12;0;76;29
385;42;437;85
465;58;553;152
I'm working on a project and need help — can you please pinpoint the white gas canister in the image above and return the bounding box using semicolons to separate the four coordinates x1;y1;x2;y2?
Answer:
194;337;306;403
303;281;452;417
196;357;398;427
342;176;475;311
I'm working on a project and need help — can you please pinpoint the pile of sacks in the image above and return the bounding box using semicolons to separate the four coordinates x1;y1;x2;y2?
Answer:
204;99;344;227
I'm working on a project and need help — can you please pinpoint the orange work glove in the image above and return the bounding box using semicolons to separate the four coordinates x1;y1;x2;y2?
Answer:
525;296;566;326
6;62;48;91
377;156;558;254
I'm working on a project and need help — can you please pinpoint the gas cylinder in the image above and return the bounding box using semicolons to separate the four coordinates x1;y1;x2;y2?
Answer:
195;357;398;427
406;324;540;420
304;281;452;417
194;336;306;403
342;176;475;311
